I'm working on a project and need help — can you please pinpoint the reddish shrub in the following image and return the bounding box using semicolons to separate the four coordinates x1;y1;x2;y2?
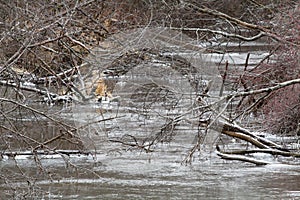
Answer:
262;85;300;135
238;5;300;135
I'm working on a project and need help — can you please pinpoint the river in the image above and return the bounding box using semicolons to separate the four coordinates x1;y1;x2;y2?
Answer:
1;28;299;199
1;142;300;199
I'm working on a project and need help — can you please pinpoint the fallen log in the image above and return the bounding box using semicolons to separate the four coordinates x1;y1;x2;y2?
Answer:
212;120;288;151
218;148;300;158
216;145;271;165
216;150;271;165
221;130;270;149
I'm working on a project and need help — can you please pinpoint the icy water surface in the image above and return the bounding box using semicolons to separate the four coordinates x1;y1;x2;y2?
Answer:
1;146;300;199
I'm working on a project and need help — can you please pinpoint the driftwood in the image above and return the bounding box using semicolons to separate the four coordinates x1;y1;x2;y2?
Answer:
216;146;271;165
0;62;92;104
186;3;296;46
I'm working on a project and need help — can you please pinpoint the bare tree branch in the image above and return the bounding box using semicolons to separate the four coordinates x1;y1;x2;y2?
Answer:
184;2;300;46
231;78;300;98
170;27;265;41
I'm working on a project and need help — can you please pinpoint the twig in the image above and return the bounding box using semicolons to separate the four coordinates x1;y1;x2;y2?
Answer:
0;97;74;130
65;34;91;53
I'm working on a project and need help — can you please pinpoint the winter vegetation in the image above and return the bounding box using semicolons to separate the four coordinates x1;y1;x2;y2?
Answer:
0;0;300;198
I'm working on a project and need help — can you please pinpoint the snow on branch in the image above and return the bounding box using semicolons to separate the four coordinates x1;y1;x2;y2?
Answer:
170;27;265;41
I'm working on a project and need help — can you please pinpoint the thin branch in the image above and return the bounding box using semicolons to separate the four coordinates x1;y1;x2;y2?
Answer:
231;78;300;98
170;27;265;41
0;97;74;130
219;60;228;97
185;3;299;46
1;150;91;159
32;62;89;84
233;91;271;121
28;35;64;48
65;34;91;53
28;49;88;101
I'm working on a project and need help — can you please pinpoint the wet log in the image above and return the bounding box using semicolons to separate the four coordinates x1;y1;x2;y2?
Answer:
221;130;270;149
216;150;271;165
215;120;288;151
216;145;271;165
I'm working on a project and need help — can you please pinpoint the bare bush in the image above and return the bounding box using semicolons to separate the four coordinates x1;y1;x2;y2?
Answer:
234;4;300;135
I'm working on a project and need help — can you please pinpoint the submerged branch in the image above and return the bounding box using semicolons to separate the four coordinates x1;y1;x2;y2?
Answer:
1;150;91;159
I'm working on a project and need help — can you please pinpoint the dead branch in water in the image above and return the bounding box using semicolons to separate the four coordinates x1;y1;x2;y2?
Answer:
216;146;271;165
0;150;91;159
217;148;300;158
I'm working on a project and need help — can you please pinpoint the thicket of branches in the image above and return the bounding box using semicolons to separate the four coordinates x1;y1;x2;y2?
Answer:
0;0;299;157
